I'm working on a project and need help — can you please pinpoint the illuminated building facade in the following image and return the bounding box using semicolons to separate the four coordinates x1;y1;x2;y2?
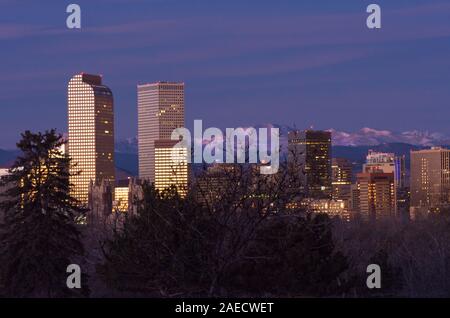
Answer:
288;130;332;199
301;198;351;222
137;82;185;183
350;183;360;214
363;150;395;173
356;172;396;221
111;178;143;214
410;147;450;218
194;164;238;206
114;182;129;213
68;73;115;204
363;150;406;189
362;150;409;218
154;139;188;195
332;157;352;201
394;155;407;189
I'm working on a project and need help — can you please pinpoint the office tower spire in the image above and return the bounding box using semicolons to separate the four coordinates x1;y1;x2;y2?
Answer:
68;73;115;204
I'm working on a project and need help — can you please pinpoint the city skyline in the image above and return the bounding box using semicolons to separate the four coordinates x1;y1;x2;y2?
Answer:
2;0;450;148
3;0;450;301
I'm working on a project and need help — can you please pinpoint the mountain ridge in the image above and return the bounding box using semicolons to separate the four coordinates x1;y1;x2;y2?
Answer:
2;127;449;176
115;126;450;152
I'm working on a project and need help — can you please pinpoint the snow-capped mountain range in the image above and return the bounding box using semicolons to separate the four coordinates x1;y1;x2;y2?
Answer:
2;127;448;175
115;126;450;153
329;127;450;147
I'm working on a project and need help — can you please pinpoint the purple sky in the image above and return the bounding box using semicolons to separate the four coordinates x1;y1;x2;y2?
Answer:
1;0;450;148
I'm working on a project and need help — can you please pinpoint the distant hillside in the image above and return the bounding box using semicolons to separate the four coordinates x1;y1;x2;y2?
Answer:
113;143;428;178
0;149;20;168
115;152;138;176
0;149;138;177
333;143;423;163
253;125;450;147
1;142;446;178
333;143;425;179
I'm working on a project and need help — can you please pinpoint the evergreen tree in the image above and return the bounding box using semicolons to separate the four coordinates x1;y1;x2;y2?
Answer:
0;130;88;297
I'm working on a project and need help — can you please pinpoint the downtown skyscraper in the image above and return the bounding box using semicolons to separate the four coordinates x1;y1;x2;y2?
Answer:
363;150;406;189
138;82;185;186
67;73;115;204
360;150;409;219
410;147;450;218
332;157;353;201
288;130;332;199
352;172;396;221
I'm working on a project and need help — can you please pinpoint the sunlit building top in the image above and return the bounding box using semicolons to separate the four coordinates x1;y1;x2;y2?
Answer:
67;73;115;204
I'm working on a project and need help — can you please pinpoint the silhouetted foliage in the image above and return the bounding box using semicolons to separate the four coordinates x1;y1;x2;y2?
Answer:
368;249;403;296
0;130;88;297
226;213;349;297
98;163;349;297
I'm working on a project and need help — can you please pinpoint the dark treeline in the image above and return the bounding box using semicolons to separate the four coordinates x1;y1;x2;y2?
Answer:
96;184;450;298
97;183;348;297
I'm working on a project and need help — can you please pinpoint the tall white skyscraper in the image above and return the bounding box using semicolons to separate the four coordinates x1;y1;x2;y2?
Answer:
137;82;185;183
68;73;115;204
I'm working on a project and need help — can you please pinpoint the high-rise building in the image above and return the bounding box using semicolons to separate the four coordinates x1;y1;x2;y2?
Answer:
137;82;185;183
363;150;406;189
154;139;188;195
363;150;395;174
68;73;115;204
332;158;352;201
362;150;409;219
410;147;450;218
394;155;407;189
355;172;396;221
193;163;240;206
350;183;360;215
288;130;332;199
